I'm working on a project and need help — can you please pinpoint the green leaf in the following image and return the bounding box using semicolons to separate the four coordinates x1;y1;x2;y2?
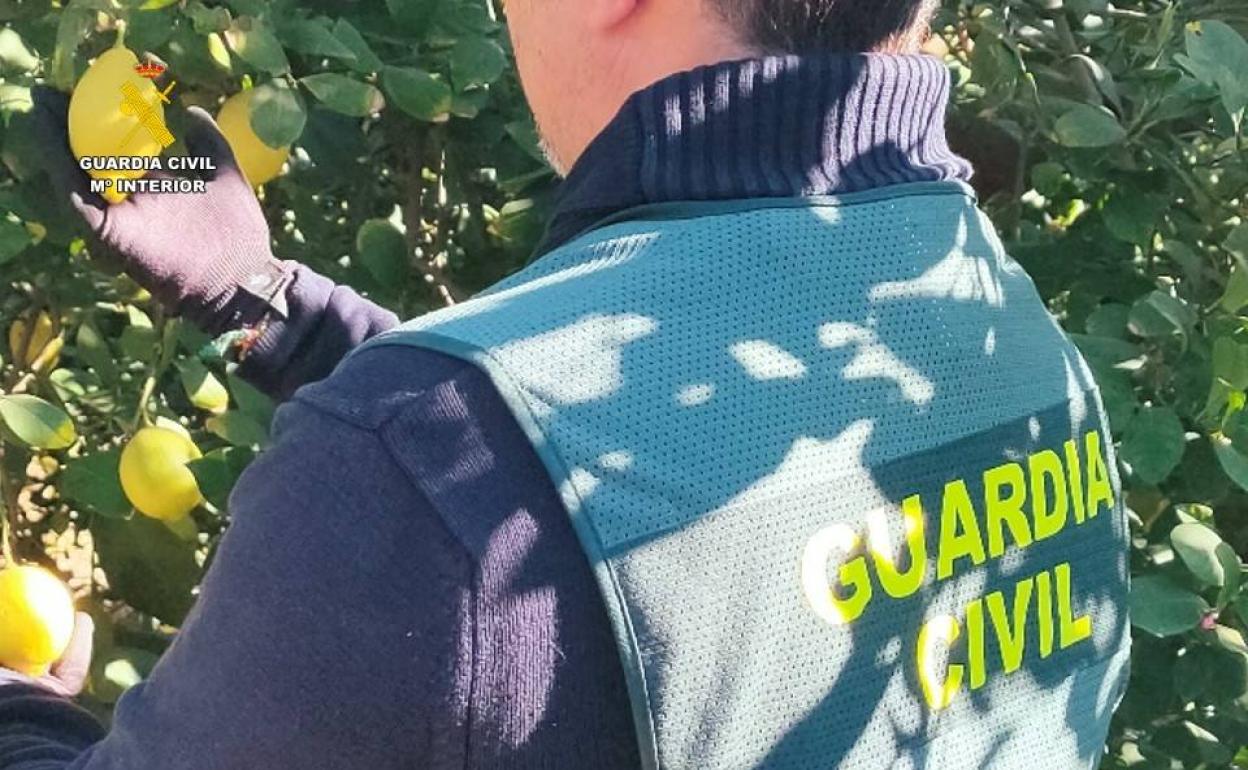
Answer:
0;28;38;73
0;215;31;265
1121;406;1185;484
249;80;307;148
356;219;409;287
187;446;254;510
184;2;232;34
1130;574;1209;637
450;37;507;90
0;394;76;450
224;17;290;75
1069;334;1142;368
299;73;385;117
1103;191;1165;245
433;0;497;36
1226;223;1248;264
505;119;547;165
970;32;1023;105
1177;20;1248;117
1214;337;1248;390
1053;105;1127;148
206;411;269;449
93;514;199;625
1085;303;1131;339
223;0;265;14
74;320;117;384
51;8;92;92
226;373;274;426
1069;54;1122;112
1217;547;1242;610
451;89;489;119
277;18;357;61
382;66;452;122
118;323;158;364
1214;436;1248;493
1222;265;1248;312
60;449;130;518
1090;365;1137;431
332;19;383;74
1128;290;1196;343
178;359;229;415
48;368;93;403
1171;523;1238;588
128;9;178;52
385;0;439;34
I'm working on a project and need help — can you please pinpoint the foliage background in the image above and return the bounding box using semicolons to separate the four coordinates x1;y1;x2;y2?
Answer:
0;0;1245;766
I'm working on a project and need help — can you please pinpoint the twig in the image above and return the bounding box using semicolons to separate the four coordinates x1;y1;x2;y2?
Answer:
397;122;464;308
0;453;14;567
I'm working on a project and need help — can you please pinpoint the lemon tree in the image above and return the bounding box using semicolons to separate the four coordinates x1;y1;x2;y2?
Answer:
0;0;552;719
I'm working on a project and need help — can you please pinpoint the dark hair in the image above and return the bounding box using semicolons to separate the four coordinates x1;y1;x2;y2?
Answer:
709;0;939;53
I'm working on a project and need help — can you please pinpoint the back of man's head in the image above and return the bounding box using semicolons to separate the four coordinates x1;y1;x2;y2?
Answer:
708;0;940;53
507;0;941;175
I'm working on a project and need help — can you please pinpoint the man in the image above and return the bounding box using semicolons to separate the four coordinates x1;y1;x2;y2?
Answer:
1;0;1130;767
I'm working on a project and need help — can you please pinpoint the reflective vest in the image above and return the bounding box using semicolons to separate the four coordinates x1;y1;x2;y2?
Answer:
355;181;1131;769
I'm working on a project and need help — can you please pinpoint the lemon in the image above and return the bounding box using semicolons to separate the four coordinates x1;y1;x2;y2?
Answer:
7;316;26;365
0;565;75;677
119;427;203;521
25;311;57;366
216;90;289;187
68;46;168;205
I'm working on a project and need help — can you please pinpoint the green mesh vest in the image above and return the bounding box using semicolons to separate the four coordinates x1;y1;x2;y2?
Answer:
355;181;1131;769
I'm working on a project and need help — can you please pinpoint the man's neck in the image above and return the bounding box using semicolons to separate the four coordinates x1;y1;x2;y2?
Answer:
536;52;972;257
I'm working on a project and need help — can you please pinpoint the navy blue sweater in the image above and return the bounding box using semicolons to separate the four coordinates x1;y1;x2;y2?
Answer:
0;54;970;768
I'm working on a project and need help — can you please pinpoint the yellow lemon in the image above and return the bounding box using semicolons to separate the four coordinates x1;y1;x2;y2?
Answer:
216;90;289;187
25;311;57;366
68;46;168;205
7;317;26;365
0;565;75;677
119;427;203;521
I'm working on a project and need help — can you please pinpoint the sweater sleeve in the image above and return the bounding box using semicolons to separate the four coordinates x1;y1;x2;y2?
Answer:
0;384;472;770
233;265;400;401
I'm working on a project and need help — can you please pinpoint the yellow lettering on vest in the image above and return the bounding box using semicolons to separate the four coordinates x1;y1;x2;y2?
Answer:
965;597;988;690
1056;562;1092;648
1029;450;1069;542
1064;439;1087;524
1084;431;1114;519
984;463;1033;558
986;577;1033;674
1035;569;1055;659
916;614;963;711
937;479;987;580
801;524;873;625
868;495;928;599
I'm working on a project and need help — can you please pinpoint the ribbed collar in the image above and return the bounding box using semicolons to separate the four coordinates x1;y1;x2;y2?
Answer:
536;52;973;256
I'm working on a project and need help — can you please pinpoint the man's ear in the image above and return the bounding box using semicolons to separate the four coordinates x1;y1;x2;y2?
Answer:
587;0;641;30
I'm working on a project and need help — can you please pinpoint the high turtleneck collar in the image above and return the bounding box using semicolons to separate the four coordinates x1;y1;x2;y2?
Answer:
535;52;973;256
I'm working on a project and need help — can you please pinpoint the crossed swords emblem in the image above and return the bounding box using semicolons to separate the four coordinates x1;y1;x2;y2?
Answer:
117;79;177;152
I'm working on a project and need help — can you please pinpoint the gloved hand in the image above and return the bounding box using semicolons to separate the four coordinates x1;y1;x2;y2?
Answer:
31;86;292;334
0;612;94;698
